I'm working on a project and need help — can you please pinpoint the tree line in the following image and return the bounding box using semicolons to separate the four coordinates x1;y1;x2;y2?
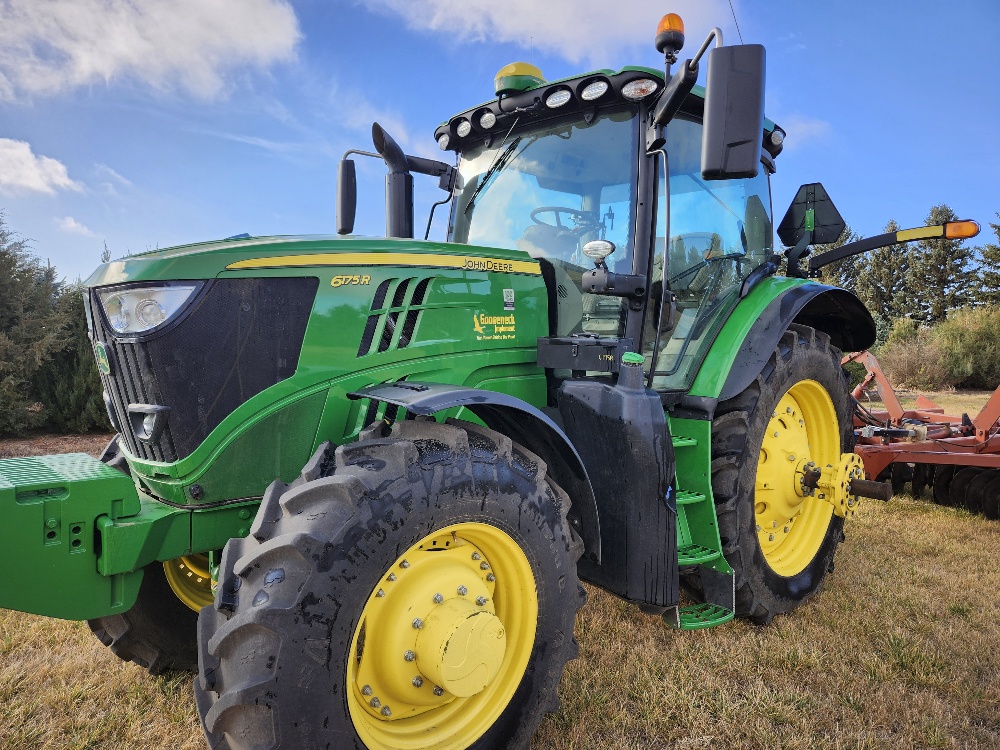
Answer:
0;213;108;435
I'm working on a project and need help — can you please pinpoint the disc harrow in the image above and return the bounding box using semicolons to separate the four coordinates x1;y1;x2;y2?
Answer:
845;351;1000;520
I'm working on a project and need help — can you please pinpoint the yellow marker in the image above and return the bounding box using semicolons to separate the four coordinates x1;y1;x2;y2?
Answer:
227;252;540;275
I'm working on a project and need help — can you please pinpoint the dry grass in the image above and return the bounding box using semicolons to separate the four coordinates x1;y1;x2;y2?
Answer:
1;419;997;750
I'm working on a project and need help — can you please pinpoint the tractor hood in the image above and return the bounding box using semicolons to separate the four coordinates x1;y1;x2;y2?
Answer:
84;235;539;288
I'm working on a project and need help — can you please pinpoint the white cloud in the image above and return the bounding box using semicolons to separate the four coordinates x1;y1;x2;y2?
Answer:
777;114;832;151
0;138;83;195
362;0;731;66
0;0;301;101
57;216;96;236
95;163;132;187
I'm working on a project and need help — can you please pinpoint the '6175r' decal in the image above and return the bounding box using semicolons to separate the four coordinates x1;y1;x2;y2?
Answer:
331;275;372;287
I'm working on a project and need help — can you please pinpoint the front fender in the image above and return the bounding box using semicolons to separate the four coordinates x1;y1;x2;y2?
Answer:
349;382;601;563
690;278;876;402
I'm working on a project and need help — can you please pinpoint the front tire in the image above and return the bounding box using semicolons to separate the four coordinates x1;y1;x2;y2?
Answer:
196;418;584;750
88;435;202;674
711;324;853;624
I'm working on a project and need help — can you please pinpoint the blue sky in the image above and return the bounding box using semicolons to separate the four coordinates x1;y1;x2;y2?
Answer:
1;0;998;282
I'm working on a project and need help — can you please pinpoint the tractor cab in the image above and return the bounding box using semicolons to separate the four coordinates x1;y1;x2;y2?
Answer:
438;56;780;391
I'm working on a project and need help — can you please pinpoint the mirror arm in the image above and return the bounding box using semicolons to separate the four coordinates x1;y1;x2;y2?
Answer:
785;231;813;278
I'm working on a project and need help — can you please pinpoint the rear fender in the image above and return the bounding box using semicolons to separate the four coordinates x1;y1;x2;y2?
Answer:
689;280;875;408
349;382;601;563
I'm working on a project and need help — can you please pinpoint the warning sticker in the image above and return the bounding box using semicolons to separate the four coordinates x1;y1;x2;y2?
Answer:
473;312;516;341
503;288;515;310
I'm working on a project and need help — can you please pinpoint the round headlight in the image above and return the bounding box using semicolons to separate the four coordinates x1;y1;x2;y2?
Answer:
437;133;450;151
621;78;659;100
580;80;609;101
105;295;129;333
479;111;497;130
455;119;472;137
135;299;167;328
545;89;572;108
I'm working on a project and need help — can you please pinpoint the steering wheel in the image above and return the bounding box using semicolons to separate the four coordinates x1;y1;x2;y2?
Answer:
530;206;599;235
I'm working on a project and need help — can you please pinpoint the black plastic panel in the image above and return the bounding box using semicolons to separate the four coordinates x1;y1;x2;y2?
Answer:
93;277;318;461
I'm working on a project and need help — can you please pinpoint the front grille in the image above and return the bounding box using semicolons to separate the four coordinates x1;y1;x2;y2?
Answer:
92;277;318;462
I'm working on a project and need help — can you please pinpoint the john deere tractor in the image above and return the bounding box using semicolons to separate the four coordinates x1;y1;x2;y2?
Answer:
3;12;935;750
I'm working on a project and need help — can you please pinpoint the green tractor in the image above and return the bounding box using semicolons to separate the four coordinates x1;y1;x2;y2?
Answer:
2;12;921;750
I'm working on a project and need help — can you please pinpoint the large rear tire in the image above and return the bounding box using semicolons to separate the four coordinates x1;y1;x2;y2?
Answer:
196;418;584;750
711;324;852;624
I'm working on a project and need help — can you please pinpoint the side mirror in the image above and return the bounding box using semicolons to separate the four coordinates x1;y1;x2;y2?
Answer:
337;159;357;236
701;44;766;180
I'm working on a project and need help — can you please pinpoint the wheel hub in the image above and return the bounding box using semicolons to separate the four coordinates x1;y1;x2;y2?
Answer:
353;531;502;721
416;600;506;697
815;452;866;519
756;381;841;576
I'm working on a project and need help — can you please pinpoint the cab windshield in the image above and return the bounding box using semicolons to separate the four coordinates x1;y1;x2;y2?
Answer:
450;108;638;337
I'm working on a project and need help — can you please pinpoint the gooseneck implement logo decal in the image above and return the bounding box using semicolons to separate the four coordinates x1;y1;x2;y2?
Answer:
225;252;541;275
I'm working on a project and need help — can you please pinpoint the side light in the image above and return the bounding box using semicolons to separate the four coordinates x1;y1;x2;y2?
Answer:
455;119;472;138
770;128;785;147
437;134;450;150
97;283;201;336
580;80;609;101
479;111;497;129
944;220;980;239
621;78;659;100
545;89;572;108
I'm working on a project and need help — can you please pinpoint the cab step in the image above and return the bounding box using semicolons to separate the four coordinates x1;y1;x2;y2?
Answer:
672;435;697;448
677;543;721;565
675;489;706;506
678;603;734;630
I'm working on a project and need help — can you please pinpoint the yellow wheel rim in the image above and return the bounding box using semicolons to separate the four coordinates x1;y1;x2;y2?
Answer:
347;522;538;750
163;554;215;612
756;379;839;577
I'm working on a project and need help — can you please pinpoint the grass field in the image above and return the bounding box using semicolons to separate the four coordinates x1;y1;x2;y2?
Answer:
1;396;998;750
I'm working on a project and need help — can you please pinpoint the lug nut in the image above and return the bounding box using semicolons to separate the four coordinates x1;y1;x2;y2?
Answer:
773;431;779;437
433;686;444;697
370;697;381;708
768;533;775;542
412;676;424;687
400;559;410;569
788;454;796;461
362;685;373;696
472;552;482;560
755;524;762;532
486;573;496;582
457;585;468;596
404;650;416;662
433;593;444;604
381;706;392;717
476;596;487;606
388;573;397;582
784;526;790;533
376;589;385;598
412;618;423;629
480;562;490;570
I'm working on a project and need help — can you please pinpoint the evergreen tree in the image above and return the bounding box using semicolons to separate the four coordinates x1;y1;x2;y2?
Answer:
906;204;976;323
0;213;70;434
854;218;911;339
976;213;1000;305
